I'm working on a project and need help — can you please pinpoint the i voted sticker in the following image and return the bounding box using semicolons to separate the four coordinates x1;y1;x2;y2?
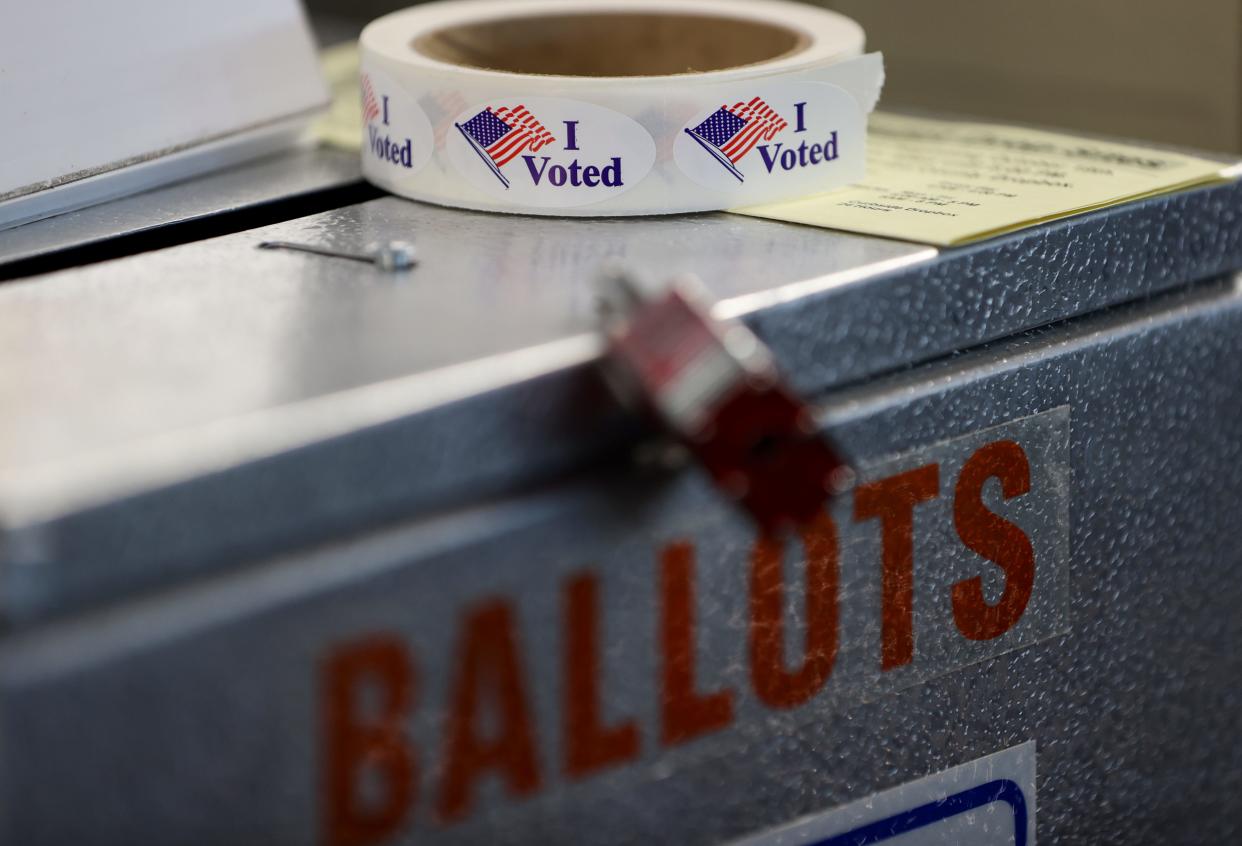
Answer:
361;68;434;175
446;97;656;208
674;82;864;198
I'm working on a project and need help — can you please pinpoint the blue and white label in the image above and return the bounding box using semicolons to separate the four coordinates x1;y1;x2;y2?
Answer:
446;96;656;208
730;743;1036;846
675;82;864;199
361;68;433;174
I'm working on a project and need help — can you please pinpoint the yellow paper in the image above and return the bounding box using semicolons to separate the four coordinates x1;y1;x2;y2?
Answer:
311;42;364;151
737;112;1231;246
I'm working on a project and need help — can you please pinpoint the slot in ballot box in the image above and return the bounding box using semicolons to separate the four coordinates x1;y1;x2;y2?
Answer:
0;132;1240;844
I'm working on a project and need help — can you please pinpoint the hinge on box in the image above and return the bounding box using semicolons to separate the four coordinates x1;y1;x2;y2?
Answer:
598;266;854;532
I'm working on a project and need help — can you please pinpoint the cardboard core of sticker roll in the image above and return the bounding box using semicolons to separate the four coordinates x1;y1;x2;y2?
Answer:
413;12;809;77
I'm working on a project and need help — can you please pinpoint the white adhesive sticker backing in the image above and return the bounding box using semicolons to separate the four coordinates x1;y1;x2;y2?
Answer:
358;0;884;216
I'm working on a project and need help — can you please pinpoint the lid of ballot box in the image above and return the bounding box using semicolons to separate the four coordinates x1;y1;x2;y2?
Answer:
0;155;1240;624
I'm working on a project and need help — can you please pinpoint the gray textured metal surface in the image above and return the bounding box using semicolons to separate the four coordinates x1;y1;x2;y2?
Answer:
0;201;927;474
731;742;1035;845
0;146;363;265
1;176;1240;625
1;275;1238;844
0;199;929;622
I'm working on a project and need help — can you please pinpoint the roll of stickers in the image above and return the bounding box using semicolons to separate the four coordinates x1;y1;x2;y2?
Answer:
359;0;883;216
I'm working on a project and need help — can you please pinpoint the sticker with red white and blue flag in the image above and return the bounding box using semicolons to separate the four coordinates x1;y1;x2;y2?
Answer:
360;67;434;173
455;105;557;189
361;74;382;126
684;97;788;182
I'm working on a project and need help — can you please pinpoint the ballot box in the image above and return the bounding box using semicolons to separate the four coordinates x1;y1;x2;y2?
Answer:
0;135;1240;844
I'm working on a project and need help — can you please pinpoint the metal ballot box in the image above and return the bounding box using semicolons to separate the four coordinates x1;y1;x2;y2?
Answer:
0;140;1240;845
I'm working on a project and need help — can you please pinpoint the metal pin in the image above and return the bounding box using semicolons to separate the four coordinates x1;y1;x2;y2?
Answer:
258;239;417;271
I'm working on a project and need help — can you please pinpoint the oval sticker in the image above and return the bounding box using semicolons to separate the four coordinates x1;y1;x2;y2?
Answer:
360;66;435;176
446;97;656;208
674;81;864;201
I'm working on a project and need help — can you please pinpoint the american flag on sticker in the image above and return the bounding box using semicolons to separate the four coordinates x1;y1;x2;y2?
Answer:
455;105;556;189
685;97;787;182
361;74;381;125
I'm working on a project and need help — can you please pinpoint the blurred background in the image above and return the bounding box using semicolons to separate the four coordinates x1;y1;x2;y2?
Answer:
307;0;1242;154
